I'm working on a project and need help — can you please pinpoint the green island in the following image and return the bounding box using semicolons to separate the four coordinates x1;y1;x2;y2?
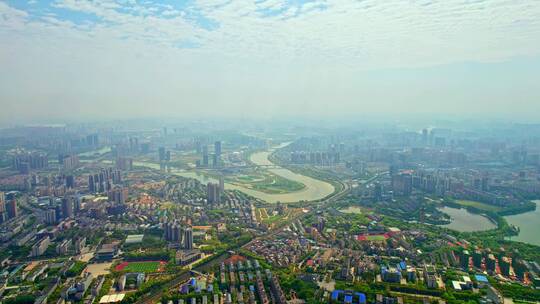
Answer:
229;171;306;194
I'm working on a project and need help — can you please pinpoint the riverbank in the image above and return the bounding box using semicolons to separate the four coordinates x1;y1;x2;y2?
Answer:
248;150;335;203
134;145;335;203
266;149;346;205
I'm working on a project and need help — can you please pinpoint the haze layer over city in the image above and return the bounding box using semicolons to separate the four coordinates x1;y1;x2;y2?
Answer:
1;1;540;304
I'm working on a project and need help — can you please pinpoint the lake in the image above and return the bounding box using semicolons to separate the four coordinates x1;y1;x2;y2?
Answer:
504;200;540;246
438;206;497;232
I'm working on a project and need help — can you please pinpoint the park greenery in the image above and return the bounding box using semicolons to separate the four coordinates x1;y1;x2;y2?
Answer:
65;261;87;278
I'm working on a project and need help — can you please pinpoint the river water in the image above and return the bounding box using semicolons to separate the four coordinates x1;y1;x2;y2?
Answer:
136;147;334;203
504;200;540;246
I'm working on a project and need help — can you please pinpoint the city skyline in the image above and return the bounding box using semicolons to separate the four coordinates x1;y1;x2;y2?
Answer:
1;117;540;303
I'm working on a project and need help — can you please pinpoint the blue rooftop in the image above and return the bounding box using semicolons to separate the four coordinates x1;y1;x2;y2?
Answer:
344;295;353;304
355;292;367;304
331;290;343;301
180;285;189;294
475;274;489;283
399;261;407;270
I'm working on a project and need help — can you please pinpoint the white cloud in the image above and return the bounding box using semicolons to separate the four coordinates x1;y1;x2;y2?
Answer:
3;0;539;68
0;0;539;121
0;2;29;30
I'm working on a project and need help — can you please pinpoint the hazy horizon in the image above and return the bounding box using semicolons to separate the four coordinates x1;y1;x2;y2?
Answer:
1;0;540;122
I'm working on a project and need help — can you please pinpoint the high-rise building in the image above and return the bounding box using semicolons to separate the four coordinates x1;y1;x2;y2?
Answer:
481;176;490;191
86;134;99;146
74;198;81;214
45;209;57;225
12;153;48;173
108;187;128;204
164;221;183;243
111;169;122;184
0;191;5;223
31;236;51;257
486;254;497;272
62;196;74;219
202;146;209;166
461;250;470;270
381;267;402;283
74;237;86;254
141;142;150;153
373;182;383;202
195;140;202;154
207;182;221;204
391;173;413;196
66;175;75;189
88;175;96;193
6;199;17;219
219;176;225;195
116;157;133;171
500;257;511;276
212;153;219;168
55;205;63;221
473;250;483;268
61;154;80;170
158;147;166;162
422;129;429;145
214;141;222;157
171;223;181;243
316;216;325;233
56;239;71;255
184;227;193;250
129;137;139;152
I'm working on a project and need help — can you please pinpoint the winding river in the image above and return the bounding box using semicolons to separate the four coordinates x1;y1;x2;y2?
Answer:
247;151;335;203
136;145;335;203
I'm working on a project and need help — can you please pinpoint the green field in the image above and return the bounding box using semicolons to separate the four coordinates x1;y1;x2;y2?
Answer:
250;173;305;194
366;235;387;241
236;174;265;182
117;261;162;273
231;171;305;194
455;200;502;212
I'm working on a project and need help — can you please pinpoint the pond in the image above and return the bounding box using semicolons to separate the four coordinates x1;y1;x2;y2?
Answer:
504;200;540;246
438;206;497;232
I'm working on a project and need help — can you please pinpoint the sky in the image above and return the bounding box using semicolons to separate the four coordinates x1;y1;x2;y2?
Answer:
0;0;540;123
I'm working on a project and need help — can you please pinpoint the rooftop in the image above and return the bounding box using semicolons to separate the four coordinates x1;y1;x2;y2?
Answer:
125;234;144;244
99;294;125;303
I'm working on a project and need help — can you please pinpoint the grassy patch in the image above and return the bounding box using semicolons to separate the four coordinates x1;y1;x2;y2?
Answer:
232;171;305;194
455;200;502;212
365;235;387;241
115;261;164;273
